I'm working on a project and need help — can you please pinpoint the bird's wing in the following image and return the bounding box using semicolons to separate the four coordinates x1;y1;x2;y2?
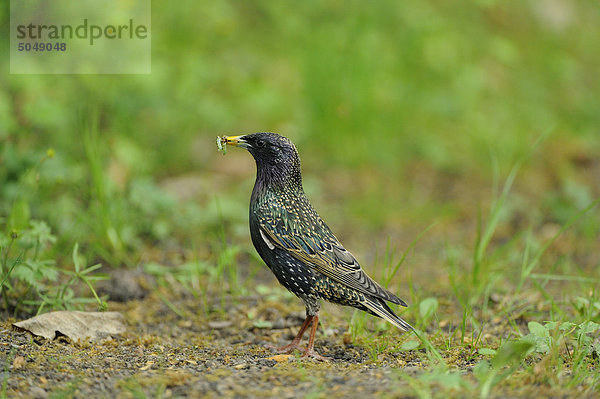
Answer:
257;199;407;306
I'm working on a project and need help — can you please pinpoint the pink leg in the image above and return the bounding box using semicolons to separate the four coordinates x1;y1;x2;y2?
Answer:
268;315;314;353
300;314;329;361
267;313;330;361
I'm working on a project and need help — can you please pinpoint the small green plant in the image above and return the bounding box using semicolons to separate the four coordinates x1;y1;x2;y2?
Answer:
48;378;82;398
1;220;58;313
26;243;108;314
573;296;600;320
0;231;23;306
398;364;471;399
474;340;535;398
118;376;165;399
417;297;439;329
445;165;520;349
1;225;108;314
523;320;600;358
144;260;211;316
82;112;126;264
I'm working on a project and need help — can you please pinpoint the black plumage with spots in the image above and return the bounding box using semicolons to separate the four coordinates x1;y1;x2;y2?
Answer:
224;132;412;360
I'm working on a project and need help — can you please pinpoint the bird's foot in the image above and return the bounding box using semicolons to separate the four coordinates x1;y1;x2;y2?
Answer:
266;343;329;361
265;314;329;360
266;342;305;354
300;348;330;362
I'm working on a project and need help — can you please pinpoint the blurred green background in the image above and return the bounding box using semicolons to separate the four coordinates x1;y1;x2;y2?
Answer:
1;1;599;312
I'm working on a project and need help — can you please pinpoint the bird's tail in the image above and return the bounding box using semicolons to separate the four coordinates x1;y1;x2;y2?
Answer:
363;296;413;331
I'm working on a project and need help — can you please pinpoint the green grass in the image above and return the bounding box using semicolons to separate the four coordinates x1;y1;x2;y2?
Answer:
2;0;600;397
345;166;599;396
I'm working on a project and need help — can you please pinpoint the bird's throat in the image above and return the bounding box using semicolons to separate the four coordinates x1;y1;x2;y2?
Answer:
251;169;302;210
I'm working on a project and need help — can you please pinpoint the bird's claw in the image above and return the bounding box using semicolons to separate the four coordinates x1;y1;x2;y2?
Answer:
266;343;331;362
300;348;330;362
266;343;329;361
266;342;306;354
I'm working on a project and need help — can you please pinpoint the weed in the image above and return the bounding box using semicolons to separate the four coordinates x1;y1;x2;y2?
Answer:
0;222;107;314
48;378;82;399
474;340;534;398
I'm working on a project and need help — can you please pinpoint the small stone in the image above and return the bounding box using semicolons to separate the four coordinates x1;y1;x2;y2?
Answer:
266;354;292;363
208;320;233;329
12;355;26;370
97;269;148;302
29;387;48;399
271;318;285;329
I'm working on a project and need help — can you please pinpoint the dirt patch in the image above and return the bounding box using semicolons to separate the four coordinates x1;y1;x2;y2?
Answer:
1;292;426;398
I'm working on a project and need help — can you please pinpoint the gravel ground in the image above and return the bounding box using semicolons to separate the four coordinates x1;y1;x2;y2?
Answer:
1;287;430;399
3;266;598;399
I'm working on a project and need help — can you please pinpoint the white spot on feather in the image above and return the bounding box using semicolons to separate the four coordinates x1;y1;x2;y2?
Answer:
260;229;275;250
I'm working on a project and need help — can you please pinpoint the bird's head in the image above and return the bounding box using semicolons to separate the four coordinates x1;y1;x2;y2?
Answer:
225;132;302;189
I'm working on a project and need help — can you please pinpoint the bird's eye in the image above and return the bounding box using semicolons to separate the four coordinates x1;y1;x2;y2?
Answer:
256;139;266;148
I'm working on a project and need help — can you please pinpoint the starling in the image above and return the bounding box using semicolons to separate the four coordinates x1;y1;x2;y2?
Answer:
222;132;412;360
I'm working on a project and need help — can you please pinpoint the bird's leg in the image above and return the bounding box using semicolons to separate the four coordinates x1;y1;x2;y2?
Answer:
268;315;314;354
301;314;329;361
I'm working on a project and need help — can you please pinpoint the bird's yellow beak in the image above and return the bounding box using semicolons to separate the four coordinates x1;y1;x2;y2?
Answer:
225;135;246;147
